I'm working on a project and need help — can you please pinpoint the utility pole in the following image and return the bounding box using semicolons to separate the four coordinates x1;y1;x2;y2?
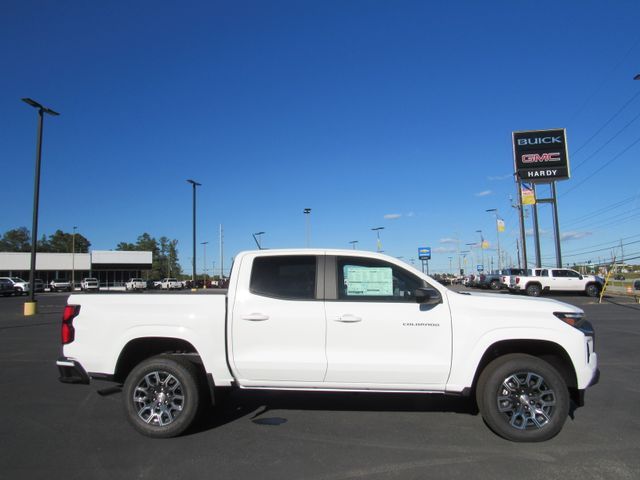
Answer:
219;224;224;279
303;208;311;247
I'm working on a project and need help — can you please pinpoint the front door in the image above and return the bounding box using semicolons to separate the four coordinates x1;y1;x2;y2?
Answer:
324;256;452;387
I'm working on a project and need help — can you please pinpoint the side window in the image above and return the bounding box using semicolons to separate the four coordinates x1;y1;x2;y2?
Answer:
566;270;581;278
337;257;426;302
250;255;317;300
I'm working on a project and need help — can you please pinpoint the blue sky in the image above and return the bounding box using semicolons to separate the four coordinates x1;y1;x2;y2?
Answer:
2;0;639;275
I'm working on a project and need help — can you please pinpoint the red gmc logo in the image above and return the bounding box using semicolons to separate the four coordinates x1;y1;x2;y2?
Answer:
521;152;561;164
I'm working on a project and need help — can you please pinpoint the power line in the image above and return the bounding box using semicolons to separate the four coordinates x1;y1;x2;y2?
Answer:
572;108;640;172
562;194;639;227
572;90;640;158
541;233;640;259
561;134;640;197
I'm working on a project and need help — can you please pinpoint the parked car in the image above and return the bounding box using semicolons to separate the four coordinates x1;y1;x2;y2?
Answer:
509;268;603;297
125;278;146;291
614;274;625;280
50;279;72;292
33;279;45;292
57;248;599;442
0;278;15;296
0;277;30;295
81;278;100;292
160;278;182;290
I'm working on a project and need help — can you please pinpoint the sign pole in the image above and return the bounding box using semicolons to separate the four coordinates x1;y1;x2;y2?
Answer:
551;181;563;268
517;180;528;269
531;184;542;268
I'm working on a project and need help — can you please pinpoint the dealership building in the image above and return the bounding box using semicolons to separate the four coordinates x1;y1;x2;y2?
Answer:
0;250;153;287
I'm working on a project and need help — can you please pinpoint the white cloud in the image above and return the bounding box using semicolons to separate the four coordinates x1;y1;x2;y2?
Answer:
434;247;457;254
561;231;592;241
475;190;492;197
526;228;549;237
439;238;458;244
406;212;415;217
384;213;402;220
487;174;513;181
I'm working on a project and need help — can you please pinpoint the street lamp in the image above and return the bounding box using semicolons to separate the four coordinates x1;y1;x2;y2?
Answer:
186;179;201;288
22;98;59;316
349;240;358;250
253;231;265;249
201;241;209;288
71;226;77;291
371;227;384;252
486;208;502;270
303;208;311;247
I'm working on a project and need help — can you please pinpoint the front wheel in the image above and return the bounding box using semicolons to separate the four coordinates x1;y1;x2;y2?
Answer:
476;354;569;442
585;283;600;297
123;355;201;438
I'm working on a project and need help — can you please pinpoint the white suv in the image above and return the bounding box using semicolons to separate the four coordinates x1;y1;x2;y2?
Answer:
160;278;182;290
81;278;100;292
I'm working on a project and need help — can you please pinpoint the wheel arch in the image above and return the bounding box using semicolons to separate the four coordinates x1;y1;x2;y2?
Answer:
114;337;201;383
471;339;578;400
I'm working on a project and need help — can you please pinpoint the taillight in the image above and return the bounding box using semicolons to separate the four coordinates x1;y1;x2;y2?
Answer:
516;277;520;284
62;305;80;344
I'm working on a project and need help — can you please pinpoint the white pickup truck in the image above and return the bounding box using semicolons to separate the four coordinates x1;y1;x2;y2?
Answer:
510;268;603;297
125;278;147;291
56;249;599;442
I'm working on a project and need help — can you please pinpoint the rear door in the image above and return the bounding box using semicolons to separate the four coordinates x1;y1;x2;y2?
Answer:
323;256;452;387
230;254;327;382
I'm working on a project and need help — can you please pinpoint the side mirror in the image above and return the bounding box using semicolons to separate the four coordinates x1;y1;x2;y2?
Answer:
415;287;442;305
579;275;583;280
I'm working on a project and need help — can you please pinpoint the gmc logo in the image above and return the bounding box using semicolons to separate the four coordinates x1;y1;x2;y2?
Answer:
521;152;561;164
517;136;562;146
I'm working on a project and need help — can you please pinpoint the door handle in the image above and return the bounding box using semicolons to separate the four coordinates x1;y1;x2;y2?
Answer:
241;313;270;321
335;314;362;323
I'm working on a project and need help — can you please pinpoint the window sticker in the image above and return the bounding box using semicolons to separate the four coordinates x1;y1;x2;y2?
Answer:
344;266;393;296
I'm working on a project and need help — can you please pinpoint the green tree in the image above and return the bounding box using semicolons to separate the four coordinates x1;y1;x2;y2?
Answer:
45;229;91;253
0;227;31;252
116;233;181;279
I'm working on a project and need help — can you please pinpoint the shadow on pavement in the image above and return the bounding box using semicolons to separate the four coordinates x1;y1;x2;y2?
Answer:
191;389;478;435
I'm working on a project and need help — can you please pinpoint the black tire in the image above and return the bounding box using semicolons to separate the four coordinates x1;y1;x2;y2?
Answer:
525;283;542;297
476;354;569;442
489;280;501;290
585;283;600;297
123;355;202;438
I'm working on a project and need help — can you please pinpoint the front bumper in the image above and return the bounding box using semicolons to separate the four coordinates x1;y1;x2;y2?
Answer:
57;357;90;384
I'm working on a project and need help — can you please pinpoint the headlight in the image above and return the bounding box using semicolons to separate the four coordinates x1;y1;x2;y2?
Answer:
553;311;585;327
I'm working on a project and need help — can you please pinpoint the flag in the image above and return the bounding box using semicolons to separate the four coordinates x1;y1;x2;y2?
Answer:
497;219;505;232
521;184;535;205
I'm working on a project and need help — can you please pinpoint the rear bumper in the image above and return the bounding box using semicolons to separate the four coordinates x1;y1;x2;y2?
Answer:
57;357;90;384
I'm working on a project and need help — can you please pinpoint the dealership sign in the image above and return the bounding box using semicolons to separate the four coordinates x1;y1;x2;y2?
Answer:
418;247;431;260
512;129;570;182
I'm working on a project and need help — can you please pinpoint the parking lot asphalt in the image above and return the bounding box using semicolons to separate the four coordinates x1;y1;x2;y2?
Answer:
1;289;639;480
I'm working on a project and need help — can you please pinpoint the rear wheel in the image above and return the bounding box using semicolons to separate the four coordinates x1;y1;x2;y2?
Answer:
123;355;201;438
525;283;542;297
490;280;501;290
477;354;569;442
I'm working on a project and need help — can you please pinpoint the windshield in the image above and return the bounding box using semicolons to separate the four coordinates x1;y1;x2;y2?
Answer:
84;278;98;282
11;277;26;283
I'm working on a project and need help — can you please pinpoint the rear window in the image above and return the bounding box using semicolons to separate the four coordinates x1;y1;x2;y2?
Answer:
250;255;317;300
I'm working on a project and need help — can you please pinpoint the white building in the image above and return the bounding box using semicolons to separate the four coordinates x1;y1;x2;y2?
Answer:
0;250;152;287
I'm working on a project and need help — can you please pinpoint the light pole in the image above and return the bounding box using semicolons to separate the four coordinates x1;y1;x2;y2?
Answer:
349;240;358;250
71;226;77;290
476;230;485;271
466;242;477;271
303;208;311;247
486;208;502;271
448;256;453;275
372;227;384;252
22;98;59;315
186;179;201;289
253;231;265;249
201;241;209;288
